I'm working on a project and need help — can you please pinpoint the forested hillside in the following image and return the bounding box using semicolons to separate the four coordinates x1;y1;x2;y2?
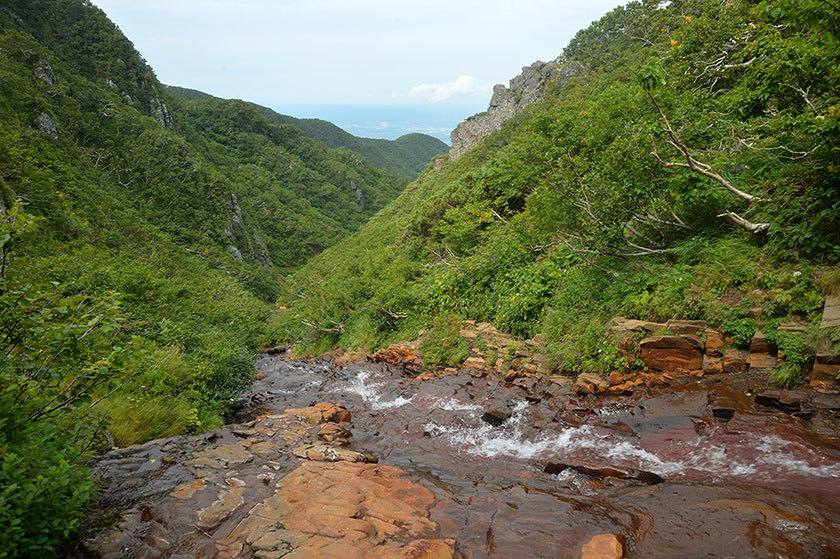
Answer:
167;85;449;179
0;1;410;554
277;0;839;381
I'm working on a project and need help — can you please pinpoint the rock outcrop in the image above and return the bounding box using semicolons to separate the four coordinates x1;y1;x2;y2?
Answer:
34;111;57;139
84;403;460;558
34;59;55;86
449;60;584;160
224;193;273;267
150;95;176;131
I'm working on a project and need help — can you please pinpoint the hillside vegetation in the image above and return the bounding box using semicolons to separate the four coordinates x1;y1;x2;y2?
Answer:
276;0;839;379
167;85;449;179
0;1;417;554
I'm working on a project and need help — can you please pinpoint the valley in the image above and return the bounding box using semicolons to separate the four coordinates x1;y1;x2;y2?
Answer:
1;0;839;557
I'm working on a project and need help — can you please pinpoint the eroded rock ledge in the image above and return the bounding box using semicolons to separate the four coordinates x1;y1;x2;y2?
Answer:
85;403;460;559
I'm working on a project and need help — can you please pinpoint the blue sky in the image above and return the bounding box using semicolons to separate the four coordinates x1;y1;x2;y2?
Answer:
91;0;622;140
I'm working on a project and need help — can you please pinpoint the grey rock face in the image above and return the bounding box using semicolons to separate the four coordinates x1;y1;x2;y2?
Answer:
351;180;364;212
449;60;584;160
34;111;58;139
224;193;273;267
150;96;176;131
34;59;55;86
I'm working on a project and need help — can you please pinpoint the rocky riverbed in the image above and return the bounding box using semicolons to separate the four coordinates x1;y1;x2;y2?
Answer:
82;352;840;558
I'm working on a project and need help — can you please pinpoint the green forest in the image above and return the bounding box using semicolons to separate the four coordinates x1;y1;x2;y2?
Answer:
1;0;839;556
166;85;449;180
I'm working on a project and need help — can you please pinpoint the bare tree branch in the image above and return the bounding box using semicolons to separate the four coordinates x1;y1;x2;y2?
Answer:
647;93;759;202
717;211;769;234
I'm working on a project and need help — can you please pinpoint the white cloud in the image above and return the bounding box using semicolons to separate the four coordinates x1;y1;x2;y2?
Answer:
404;75;493;103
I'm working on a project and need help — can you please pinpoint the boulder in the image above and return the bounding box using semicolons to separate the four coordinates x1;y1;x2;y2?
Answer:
545;375;575;396
820;295;840;329
639;335;704;373
285;403;351;424
703;355;723;375
369;344;424;374
723;347;750;374
749;330;778;369
811;362;840;390
573;372;609;395
334;348;371;366
607;317;666;336
754;390;809;414
665;319;707;335
481;409;512;427
704;329;725;357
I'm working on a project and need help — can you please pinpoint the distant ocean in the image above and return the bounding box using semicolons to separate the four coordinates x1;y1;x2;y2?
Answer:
268;104;485;144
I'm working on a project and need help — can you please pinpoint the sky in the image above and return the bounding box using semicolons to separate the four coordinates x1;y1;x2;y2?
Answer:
91;0;622;141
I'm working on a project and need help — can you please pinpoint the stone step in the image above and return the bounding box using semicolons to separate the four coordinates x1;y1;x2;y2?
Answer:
820;295;840;329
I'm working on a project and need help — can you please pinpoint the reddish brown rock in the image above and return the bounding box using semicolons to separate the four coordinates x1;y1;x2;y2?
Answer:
748;330;774;353
220;461;459;559
574;372;609;395
723;348;750;374
749;330;778;369
580;533;625;559
369;344;424;374
335;348;371;366
705;329;725;357
608;317;665;357
811;362;840;390
611;378;643;393
318;423;352;446
703;355;723;375
639;335;704;373
285;403;351;424
607;371;626;386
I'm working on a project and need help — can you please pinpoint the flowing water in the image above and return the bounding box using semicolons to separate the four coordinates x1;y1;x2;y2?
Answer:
234;355;840;558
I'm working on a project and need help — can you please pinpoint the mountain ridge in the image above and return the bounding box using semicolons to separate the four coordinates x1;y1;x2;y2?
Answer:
165;85;448;179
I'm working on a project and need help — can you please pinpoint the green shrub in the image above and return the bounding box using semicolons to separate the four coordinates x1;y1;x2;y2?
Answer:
722;318;758;349
419;317;469;368
0;427;93;558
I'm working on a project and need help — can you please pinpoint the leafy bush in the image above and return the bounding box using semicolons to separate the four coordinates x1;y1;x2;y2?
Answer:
0;428;94;559
722;318;758;349
419;317;469;368
770;330;808;388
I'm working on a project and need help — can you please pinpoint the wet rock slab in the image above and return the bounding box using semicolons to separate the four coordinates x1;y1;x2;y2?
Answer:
87;356;840;559
85;402;459;559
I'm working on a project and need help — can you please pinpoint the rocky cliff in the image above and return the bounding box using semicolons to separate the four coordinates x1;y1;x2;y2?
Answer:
449;60;583;160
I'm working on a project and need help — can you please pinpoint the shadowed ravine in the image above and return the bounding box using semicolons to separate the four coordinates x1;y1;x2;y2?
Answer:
85;355;840;558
